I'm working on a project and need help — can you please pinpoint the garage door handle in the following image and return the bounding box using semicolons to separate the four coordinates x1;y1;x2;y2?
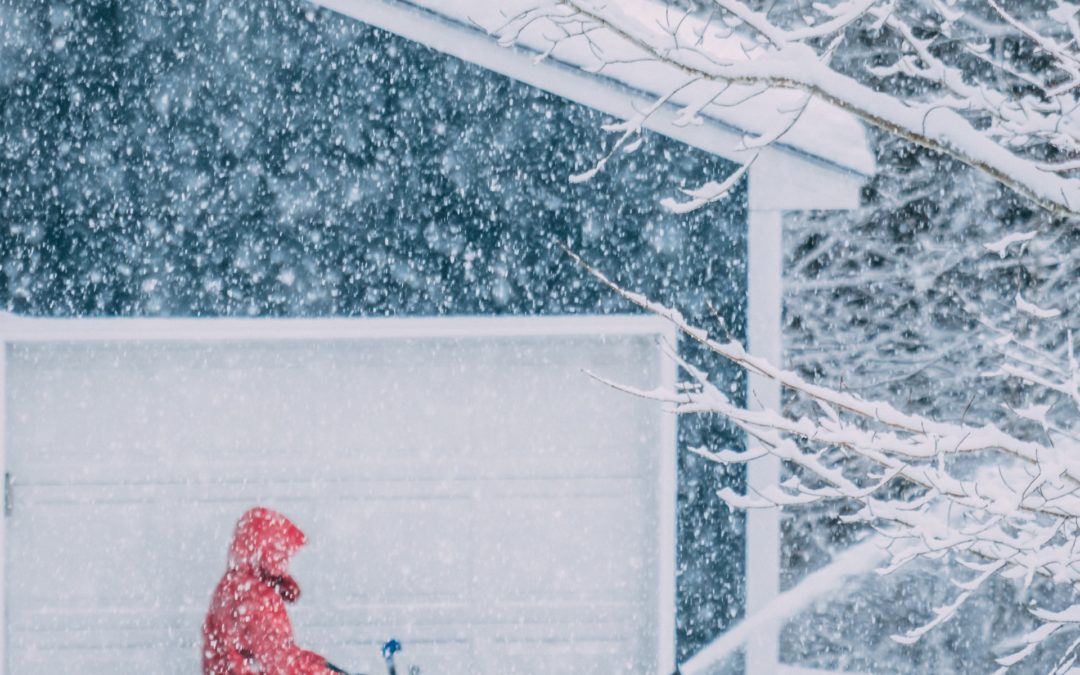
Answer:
4;472;12;517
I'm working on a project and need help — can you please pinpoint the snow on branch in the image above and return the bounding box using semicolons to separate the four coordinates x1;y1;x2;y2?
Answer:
508;0;1080;666
495;0;1080;216
660;159;752;213
562;244;1080;669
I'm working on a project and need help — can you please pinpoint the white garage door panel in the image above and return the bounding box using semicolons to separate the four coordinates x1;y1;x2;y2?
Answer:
472;495;651;599
10;339;651;474
487;640;642;672
5;323;671;674
11;646;170;675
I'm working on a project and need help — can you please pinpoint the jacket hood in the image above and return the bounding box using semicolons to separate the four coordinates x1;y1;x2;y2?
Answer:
228;507;307;579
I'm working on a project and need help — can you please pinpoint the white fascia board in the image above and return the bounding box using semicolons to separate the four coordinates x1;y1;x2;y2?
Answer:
312;0;871;210
749;153;863;211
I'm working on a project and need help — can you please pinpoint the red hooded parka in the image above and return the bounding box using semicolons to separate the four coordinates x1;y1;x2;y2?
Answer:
202;507;335;675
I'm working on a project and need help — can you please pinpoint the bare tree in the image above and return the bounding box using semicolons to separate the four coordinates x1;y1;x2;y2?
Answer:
497;0;1080;670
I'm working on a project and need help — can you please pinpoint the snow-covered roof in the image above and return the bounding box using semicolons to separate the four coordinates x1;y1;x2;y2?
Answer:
314;0;874;179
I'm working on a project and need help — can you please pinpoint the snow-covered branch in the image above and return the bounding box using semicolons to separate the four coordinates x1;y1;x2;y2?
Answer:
566;243;1080;669
502;0;1080;667
496;0;1080;216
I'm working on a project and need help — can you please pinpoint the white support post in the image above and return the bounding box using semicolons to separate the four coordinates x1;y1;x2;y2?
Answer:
745;207;783;675
0;337;7;675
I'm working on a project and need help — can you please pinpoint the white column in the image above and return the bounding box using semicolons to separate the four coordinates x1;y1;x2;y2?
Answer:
0;337;7;675
745;207;782;675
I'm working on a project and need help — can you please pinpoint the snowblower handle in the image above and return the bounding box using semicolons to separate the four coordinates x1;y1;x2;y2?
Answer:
382;639;402;675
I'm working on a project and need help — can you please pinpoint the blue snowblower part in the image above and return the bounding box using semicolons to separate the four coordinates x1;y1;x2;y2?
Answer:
382;638;403;675
382;639;402;660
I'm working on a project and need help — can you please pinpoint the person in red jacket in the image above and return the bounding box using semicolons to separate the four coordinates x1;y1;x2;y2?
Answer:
202;506;341;675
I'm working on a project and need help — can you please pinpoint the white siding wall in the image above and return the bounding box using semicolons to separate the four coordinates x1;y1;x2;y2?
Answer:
2;317;675;674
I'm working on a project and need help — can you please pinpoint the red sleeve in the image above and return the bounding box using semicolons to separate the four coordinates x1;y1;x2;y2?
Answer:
245;590;334;675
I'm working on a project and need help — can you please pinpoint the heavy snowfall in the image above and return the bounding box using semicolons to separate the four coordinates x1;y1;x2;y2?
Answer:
3;0;1080;673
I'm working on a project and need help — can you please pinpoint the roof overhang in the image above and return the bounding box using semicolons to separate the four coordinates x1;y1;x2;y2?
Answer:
313;0;873;210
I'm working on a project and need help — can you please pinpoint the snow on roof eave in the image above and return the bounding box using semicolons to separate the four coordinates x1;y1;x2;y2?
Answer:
313;0;875;180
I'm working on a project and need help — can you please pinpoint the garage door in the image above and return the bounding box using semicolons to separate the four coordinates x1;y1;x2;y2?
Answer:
2;316;674;674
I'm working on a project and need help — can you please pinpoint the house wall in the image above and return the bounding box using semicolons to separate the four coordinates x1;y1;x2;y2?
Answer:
0;0;751;663
0;315;678;674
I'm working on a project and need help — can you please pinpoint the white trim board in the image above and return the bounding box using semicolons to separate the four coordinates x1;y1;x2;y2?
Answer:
0;313;668;342
0;313;679;674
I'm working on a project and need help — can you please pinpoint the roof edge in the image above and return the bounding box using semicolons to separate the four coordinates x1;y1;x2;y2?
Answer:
312;0;875;180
